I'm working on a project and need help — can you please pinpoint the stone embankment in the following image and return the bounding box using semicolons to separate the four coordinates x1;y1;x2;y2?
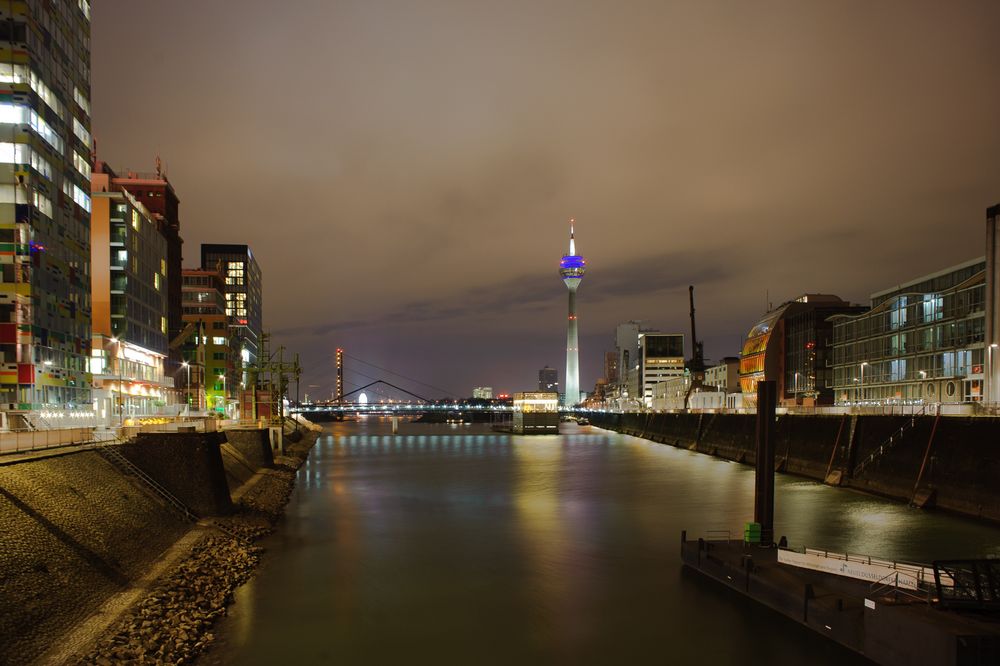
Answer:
590;412;1000;522
73;432;317;665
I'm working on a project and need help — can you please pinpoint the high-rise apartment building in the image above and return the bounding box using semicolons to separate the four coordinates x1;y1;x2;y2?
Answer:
201;244;262;376
96;160;183;377
0;1;93;414
90;166;170;420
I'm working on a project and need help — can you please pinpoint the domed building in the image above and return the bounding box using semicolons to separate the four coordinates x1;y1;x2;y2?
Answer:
739;294;866;407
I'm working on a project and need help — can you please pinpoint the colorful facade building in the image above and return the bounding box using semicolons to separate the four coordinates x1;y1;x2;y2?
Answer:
0;0;93;418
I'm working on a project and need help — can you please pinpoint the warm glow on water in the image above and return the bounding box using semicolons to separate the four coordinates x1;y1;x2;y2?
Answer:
204;422;1000;665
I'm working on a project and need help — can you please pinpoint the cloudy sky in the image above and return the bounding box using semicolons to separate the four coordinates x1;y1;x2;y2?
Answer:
92;1;1000;399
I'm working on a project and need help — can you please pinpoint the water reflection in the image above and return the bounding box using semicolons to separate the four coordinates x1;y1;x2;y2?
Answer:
204;422;1000;665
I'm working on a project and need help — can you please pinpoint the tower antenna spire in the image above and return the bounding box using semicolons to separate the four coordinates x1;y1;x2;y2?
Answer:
569;218;576;255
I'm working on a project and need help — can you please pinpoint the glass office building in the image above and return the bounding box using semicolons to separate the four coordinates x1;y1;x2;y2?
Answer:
829;258;986;405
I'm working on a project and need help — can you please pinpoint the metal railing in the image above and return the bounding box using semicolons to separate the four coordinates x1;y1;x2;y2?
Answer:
0;427;109;456
95;442;199;523
852;405;927;478
869;570;932;604
803;547;945;588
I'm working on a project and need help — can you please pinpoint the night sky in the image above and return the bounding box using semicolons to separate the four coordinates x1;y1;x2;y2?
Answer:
92;1;1000;399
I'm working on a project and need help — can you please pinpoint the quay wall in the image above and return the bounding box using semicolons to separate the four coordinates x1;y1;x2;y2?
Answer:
591;412;1000;522
121;432;233;515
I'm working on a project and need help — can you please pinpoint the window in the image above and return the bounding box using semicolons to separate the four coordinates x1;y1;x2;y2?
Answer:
0;22;27;44
73;86;90;114
131;210;140;231
213;337;226;345
72;117;91;147
29;70;61;116
72;184;90;212
72;151;90;179
0;102;28;125
226;261;244;286
33;191;52;218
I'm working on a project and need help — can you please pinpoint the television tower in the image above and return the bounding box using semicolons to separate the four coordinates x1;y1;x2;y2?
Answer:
559;220;586;407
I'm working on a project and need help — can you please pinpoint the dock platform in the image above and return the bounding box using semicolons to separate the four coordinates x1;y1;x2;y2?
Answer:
680;533;1000;665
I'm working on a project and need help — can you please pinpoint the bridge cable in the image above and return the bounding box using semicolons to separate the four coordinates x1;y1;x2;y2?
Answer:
341;353;460;398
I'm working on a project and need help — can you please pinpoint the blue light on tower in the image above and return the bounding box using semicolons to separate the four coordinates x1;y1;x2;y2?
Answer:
559;220;586;407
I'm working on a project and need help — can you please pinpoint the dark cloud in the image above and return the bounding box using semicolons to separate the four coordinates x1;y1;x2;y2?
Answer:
91;1;1000;396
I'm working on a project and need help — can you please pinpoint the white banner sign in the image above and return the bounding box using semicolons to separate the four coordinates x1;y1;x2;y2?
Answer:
777;549;919;591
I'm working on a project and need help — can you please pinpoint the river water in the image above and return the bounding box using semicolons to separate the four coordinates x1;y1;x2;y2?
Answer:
204;420;1000;665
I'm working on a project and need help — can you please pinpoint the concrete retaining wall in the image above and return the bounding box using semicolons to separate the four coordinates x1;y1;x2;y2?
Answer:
224;429;274;470
120;432;233;516
591;412;1000;522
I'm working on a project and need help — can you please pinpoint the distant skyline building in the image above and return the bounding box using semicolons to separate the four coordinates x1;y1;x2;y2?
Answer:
472;386;493;399
639;333;685;406
0;1;93;414
559;221;586;406
538;365;558;393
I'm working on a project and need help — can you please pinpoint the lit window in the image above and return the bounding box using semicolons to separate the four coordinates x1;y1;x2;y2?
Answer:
131;210;140;231
74;86;91;114
33;191;52;218
72;151;90;179
0;102;28;125
72;184;90;212
72;117;91;147
29;70;61;117
0;63;27;84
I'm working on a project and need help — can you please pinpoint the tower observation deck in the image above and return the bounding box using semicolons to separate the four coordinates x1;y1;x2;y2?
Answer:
559;221;586;407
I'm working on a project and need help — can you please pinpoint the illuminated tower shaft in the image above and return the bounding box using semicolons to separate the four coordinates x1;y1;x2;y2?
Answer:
566;286;580;406
559;222;586;407
335;348;344;403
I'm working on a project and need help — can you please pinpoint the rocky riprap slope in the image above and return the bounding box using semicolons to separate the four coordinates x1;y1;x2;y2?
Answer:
76;432;317;665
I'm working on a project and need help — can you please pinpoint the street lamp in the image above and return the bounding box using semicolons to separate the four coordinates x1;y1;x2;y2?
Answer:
110;336;124;426
182;361;190;412
989;343;999;405
860;361;869;404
